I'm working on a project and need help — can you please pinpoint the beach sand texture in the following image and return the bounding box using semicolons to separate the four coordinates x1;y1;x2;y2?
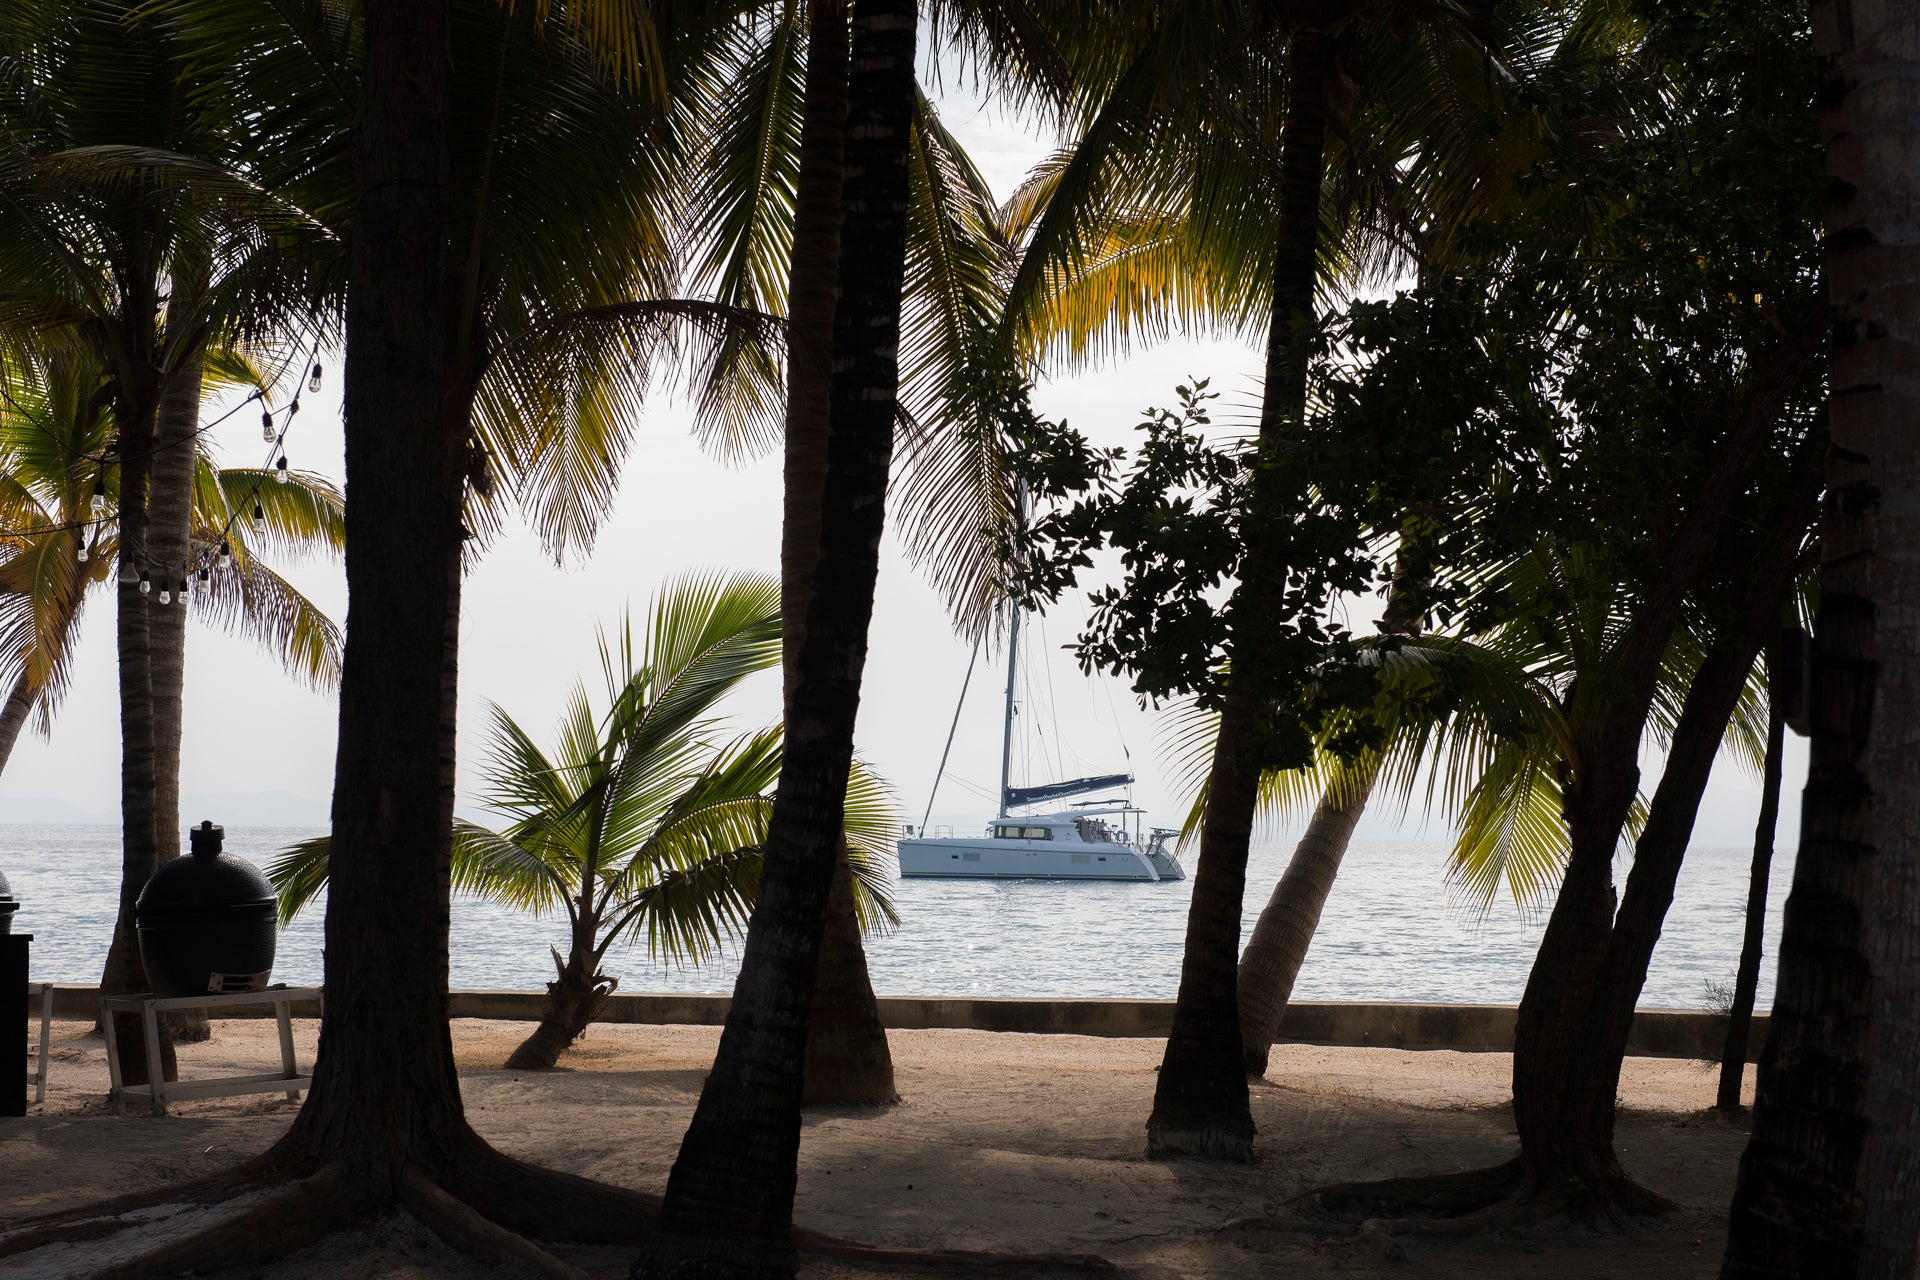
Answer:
7;1018;1757;1278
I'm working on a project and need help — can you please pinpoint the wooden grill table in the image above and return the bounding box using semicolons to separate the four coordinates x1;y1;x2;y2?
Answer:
102;985;320;1117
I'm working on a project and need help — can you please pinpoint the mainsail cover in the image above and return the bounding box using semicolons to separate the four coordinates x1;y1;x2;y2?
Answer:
1004;773;1134;810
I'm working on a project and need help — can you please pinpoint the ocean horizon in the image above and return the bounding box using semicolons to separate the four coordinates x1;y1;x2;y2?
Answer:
0;824;1792;1010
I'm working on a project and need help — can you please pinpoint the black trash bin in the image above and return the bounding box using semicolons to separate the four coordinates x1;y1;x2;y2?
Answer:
136;821;278;998
0;865;16;936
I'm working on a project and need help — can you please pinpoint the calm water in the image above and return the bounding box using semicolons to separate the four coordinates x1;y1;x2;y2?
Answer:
0;825;1793;1009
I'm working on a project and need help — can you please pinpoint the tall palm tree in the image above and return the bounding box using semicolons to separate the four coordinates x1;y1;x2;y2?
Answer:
0;0;335;1081
644;0;921;1272
266;575;900;1072
0;348;346;776
989;0;1558;1160
1722;0;1920;1270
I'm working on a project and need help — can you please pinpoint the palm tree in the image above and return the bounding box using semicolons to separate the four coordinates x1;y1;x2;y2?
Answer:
644;0;921;1272
265;574;900;1072
0;348;345;776
1722;0;1920;1270
987;0;1562;1160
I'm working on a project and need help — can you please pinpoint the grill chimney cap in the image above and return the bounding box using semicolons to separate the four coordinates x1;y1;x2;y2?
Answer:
189;820;225;858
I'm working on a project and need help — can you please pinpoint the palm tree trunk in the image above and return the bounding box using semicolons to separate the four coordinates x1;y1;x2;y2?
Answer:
1716;669;1784;1112
100;377;177;1088
268;0;474;1188
0;669;34;777
803;843;896;1105
505;936;617;1071
148;333;211;1043
1724;2;1920;1270
645;1;917;1271
779;0;895;1110
1237;763;1378;1077
1146;22;1335;1163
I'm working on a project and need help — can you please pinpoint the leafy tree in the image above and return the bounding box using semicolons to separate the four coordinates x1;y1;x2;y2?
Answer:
266;574;900;1072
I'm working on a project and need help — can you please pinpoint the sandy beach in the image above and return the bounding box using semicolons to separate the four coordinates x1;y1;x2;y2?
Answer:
6;1017;1757;1278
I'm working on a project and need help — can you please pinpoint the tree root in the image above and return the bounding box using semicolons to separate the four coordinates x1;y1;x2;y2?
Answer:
7;1135;1118;1279
398;1164;588;1280
1279;1157;1680;1249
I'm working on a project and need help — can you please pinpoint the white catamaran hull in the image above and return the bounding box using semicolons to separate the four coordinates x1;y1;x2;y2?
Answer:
898;836;1183;881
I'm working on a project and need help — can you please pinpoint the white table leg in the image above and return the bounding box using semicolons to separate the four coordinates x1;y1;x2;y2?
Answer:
277;999;299;1102
141;1001;166;1118
101;1001;125;1117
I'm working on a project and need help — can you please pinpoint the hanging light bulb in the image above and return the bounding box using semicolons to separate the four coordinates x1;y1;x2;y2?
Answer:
91;475;108;516
217;539;231;568
252;502;266;533
308;362;323;394
178;576;189;602
118;558;137;585
262;408;276;442
274;457;290;484
198;566;210;584
138;570;151;595
76;540;89;563
158;584;171;605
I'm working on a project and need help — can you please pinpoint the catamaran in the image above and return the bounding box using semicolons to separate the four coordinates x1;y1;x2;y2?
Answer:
897;575;1184;882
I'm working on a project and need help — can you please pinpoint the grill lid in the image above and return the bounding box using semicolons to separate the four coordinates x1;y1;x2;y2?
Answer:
136;821;275;917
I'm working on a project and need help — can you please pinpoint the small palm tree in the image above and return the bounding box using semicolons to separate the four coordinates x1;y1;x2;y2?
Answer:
267;571;898;1071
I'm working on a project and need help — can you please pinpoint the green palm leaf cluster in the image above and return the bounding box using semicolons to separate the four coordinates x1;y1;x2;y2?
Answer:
0;347;343;770
267;571;897;1066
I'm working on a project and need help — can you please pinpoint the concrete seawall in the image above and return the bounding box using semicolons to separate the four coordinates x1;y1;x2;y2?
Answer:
29;985;1759;1062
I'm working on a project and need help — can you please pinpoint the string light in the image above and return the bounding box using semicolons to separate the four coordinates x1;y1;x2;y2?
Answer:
158;582;171;605
274;457;290;484
138;570;151;595
308;363;322;393
252;502;266;534
217;540;230;568
178;576;189;602
91;476;108;516
198;566;209;584
261;408;276;443
118;559;136;585
76;543;88;563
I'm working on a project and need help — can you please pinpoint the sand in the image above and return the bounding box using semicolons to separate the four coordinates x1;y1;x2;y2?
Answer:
4;1017;1758;1278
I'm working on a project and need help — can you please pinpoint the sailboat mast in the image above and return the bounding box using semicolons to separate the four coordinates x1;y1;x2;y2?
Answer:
999;484;1026;819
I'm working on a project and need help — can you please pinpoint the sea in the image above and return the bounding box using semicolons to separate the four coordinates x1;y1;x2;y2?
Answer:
0;825;1792;1010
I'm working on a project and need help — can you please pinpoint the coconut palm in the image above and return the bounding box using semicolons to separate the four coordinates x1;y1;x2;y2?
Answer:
0;0;336;1083
1723;0;1920;1268
0;348;345;775
266;573;898;1071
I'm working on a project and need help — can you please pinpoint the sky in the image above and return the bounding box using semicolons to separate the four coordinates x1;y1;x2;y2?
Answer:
0;67;1805;858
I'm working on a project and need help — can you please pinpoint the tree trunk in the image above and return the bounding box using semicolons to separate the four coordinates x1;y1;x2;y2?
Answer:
267;0;472;1188
1146;23;1335;1163
1723;1;1920;1272
644;1;916;1272
1238;764;1378;1077
1511;482;1815;1209
0;669;34;777
803;844;896;1104
1717;668;1785;1112
778;0;896;1110
505;938;617;1071
100;371;176;1088
148;332;211;1043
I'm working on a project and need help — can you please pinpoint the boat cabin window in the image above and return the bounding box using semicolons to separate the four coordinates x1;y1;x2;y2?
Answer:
1073;818;1116;844
994;824;1051;840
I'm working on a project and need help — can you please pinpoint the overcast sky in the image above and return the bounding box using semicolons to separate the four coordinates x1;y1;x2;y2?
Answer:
0;68;1803;859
